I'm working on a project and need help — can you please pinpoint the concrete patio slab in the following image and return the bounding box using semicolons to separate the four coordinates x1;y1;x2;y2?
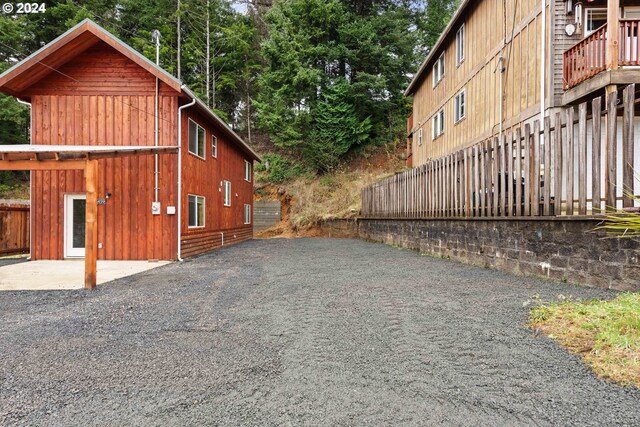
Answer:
0;260;171;291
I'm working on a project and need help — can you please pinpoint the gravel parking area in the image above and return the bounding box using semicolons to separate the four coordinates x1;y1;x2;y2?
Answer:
1;238;639;425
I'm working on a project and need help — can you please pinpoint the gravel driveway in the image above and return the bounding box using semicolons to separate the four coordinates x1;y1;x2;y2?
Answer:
1;238;639;426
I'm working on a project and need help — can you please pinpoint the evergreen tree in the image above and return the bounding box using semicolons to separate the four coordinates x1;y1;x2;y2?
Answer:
255;0;420;170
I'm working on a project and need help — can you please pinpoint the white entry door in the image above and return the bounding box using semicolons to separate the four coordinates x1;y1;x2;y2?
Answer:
64;194;86;258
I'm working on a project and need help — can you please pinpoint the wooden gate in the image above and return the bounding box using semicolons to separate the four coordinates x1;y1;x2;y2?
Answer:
0;201;29;256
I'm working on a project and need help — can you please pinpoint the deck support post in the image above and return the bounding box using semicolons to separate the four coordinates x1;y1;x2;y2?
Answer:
84;159;98;289
607;0;619;70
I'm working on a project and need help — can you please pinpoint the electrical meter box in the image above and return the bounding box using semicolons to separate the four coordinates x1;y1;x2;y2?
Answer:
151;202;161;215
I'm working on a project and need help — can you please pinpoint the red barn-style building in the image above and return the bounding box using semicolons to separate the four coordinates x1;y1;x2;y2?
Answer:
0;19;260;261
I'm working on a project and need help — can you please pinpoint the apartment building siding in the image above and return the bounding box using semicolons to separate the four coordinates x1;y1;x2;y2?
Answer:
409;0;546;166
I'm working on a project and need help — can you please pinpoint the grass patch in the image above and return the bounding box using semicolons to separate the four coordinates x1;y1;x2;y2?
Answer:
529;293;640;388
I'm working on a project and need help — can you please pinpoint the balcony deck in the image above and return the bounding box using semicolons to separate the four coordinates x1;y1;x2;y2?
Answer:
563;20;640;104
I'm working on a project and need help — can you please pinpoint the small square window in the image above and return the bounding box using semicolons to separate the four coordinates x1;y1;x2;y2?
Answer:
212;135;218;158
224;180;231;207
188;119;205;159
244;204;251;224
188;195;205;228
244;160;251;182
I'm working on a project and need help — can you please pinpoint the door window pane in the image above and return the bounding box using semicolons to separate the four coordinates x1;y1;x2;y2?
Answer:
72;199;86;248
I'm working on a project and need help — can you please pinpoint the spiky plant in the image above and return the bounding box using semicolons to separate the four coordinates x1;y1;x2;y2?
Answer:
596;182;640;238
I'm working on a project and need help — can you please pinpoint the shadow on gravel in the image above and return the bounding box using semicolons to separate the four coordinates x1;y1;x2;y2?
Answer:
0;238;638;426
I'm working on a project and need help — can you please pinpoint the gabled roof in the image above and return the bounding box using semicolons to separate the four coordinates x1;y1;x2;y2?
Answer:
0;19;182;95
0;19;261;162
404;0;472;96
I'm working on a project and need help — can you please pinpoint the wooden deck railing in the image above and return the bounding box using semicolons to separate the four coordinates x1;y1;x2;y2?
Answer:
619;19;640;66
361;84;639;219
564;20;640;89
564;24;607;90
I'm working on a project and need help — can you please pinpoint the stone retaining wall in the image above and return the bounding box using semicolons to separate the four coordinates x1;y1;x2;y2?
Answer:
321;218;639;291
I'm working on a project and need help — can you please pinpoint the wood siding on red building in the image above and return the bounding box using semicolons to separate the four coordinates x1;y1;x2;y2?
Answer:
27;43;179;260
6;33;257;261
180;109;253;257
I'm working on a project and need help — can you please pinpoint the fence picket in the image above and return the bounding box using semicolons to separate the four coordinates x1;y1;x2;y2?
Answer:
523;125;531;216
554;112;563;216
500;135;507;217
533;120;541;216
606;91;618;211
493;137;499;217
507;131;514;217
480;143;486;216
515;127;523;216
578;102;588;215
543;116;552;216
566;107;575;215
623;84;635;208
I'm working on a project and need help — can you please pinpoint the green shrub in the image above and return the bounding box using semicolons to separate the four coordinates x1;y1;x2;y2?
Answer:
255;153;304;184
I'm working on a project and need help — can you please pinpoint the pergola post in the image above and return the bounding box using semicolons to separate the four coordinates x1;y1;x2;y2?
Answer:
84;159;98;289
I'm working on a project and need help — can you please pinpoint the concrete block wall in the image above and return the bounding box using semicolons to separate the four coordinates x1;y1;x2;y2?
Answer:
321;218;640;291
253;200;281;231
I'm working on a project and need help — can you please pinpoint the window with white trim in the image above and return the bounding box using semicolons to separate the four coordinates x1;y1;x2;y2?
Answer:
188;119;206;158
432;108;444;140
212;135;218;158
585;8;607;36
244;204;251;224
223;180;231;206
432;52;445;87
454;89;465;123
244;160;251;182
417;128;423;146
188;195;205;228
456;24;464;66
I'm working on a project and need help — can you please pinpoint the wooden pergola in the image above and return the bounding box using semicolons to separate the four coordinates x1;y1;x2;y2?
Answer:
0;145;178;289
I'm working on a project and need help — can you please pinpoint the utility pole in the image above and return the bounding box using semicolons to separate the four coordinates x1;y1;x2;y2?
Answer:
177;0;181;80
206;0;211;107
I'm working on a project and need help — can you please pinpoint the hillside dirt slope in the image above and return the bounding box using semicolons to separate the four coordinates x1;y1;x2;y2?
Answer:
255;144;406;238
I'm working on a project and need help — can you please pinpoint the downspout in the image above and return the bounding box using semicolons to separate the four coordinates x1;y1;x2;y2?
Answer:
152;30;161;203
16;98;32;260
540;0;546;125
177;91;197;261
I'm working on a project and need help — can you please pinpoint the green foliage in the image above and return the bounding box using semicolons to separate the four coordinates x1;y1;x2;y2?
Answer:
255;153;304;183
418;0;459;53
596;177;640;237
255;0;426;171
0;0;459;175
0;0;261;135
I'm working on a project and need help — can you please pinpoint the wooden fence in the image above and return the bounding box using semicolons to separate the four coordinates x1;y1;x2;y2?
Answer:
0;201;29;255
362;84;639;219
